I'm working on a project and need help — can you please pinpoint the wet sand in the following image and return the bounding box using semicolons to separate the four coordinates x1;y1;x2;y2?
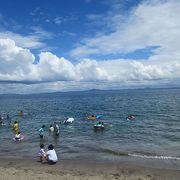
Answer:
0;158;180;180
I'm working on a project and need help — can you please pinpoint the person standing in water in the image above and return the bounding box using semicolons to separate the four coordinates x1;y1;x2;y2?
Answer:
0;115;4;125
13;121;19;134
54;122;59;136
48;124;54;136
6;114;10;120
39;125;45;139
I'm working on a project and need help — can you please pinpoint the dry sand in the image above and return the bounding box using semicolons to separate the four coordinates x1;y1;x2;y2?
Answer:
0;158;180;180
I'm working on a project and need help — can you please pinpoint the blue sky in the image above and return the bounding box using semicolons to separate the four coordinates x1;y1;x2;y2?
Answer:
0;0;147;60
0;0;180;93
0;0;105;56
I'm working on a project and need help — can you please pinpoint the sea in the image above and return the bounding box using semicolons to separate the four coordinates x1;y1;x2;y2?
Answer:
0;88;180;169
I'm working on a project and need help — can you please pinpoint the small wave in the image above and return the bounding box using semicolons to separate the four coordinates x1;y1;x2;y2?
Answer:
102;149;129;156
81;146;180;161
128;153;180;160
81;146;129;156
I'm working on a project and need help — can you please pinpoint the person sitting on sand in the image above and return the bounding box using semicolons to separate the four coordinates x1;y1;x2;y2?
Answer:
38;144;46;163
45;144;58;165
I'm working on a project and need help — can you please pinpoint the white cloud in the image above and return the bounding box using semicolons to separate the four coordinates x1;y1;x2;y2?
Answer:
30;26;54;39
0;39;114;83
0;35;180;93
75;59;109;81
0;31;45;49
0;38;36;81
0;26;54;50
37;52;76;81
54;17;63;25
0;11;54;50
71;0;180;57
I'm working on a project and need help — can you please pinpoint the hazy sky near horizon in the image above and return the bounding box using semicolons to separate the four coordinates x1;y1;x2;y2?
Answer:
0;0;180;93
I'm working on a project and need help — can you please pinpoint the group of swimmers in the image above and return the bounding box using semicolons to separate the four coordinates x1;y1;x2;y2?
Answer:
1;114;61;140
0;113;25;141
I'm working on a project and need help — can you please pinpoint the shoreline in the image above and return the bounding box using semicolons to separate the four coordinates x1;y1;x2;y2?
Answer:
0;158;180;180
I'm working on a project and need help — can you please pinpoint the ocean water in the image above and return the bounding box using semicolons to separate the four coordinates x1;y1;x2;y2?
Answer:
0;88;180;168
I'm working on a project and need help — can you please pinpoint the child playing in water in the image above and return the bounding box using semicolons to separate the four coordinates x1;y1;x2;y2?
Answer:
38;125;45;138
13;121;19;134
13;131;24;141
38;144;46;163
15;131;21;140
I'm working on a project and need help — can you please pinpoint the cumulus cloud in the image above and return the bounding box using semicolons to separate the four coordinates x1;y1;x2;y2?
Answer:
0;38;36;81
0;39;122;84
37;52;76;81
0;38;110;83
0;37;180;94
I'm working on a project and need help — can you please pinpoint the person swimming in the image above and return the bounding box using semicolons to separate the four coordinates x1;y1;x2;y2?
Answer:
19;111;24;116
14;131;22;140
127;115;135;120
13;131;24;141
94;121;105;131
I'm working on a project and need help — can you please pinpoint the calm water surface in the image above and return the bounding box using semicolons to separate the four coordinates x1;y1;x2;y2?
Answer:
0;88;180;168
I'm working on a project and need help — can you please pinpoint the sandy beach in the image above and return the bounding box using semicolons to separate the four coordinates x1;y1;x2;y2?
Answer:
0;158;180;180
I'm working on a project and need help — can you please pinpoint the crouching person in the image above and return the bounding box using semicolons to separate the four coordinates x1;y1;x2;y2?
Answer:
45;144;58;165
38;144;46;163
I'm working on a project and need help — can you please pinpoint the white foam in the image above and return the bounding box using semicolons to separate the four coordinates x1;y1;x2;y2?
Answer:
128;153;180;160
